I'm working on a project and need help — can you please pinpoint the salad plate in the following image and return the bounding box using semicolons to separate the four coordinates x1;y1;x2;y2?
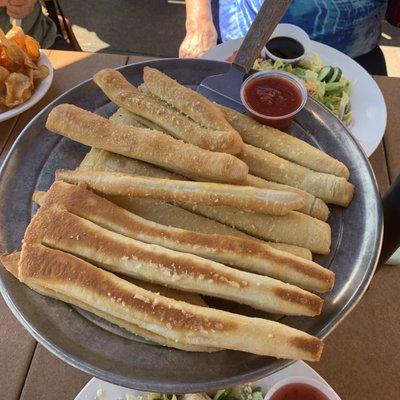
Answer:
201;38;387;156
74;362;340;400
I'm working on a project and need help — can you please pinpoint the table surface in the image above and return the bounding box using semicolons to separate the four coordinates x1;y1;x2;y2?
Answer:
0;50;399;400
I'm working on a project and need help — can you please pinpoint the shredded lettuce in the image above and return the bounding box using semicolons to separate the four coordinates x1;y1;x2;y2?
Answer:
123;384;265;400
253;53;352;125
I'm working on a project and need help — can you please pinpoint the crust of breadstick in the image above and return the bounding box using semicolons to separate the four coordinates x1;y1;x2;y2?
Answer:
56;169;304;216
34;182;333;292
220;105;350;179
142;67;233;132
246;175;329;221
93;69;243;154
78;149;330;254
240;144;354;207
37;286;216;352
0;252;20;276
110;107;162;131
0;252;214;352
109;107;150;128
16;243;323;360
45;104;248;184
24;206;323;316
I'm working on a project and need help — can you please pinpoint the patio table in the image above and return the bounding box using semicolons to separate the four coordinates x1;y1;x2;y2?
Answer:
0;50;399;400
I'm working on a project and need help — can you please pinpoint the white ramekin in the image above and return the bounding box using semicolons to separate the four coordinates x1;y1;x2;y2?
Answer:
262;23;311;63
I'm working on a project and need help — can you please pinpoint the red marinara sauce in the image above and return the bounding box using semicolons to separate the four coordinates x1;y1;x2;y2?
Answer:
243;76;302;118
269;383;330;400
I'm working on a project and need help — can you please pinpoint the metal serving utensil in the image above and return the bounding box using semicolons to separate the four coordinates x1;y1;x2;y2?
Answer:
198;0;292;109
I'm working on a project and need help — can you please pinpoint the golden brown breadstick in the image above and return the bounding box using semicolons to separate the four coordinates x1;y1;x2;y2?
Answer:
110;107;162;131
0;252;20;276
78;149;313;259
239;144;354;207
79;149;330;254
220;105;350;179
25;206;323;316
0;252;214;352
108;106;329;221
110;196;314;260
56;169;304;216
123;278;208;307
45;104;249;184
246;175;329;221
34;182;333;292
142;67;234;131
93;69;243;154
11;244;323;360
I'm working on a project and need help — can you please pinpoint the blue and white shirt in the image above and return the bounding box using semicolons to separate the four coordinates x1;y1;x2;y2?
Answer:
219;0;388;57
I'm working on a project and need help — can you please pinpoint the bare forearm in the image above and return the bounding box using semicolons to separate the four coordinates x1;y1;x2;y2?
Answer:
185;0;213;30
180;0;217;58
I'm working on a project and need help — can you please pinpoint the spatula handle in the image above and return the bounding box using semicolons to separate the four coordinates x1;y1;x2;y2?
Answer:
233;0;292;72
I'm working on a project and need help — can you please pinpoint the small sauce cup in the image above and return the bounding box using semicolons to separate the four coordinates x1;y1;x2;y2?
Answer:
240;70;307;129
262;23;311;64
264;376;341;400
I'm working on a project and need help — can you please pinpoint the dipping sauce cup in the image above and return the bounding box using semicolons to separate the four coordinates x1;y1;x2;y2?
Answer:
240;70;307;129
264;376;341;400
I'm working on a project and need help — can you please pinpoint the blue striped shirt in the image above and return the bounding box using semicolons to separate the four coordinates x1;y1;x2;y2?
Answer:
219;0;388;57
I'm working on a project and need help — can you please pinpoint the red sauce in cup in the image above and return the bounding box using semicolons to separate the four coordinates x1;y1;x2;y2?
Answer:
269;383;330;400
243;76;302;118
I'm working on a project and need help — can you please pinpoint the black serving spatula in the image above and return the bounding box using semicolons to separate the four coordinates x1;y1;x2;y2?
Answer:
198;0;292;111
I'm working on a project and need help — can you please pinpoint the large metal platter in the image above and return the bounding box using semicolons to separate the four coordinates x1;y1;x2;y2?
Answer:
0;59;382;392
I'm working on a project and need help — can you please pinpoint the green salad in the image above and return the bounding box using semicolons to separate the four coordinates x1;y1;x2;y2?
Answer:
122;384;265;400
253;53;352;125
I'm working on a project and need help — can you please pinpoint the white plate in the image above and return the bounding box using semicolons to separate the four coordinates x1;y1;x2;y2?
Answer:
74;361;341;400
0;51;54;122
201;38;387;156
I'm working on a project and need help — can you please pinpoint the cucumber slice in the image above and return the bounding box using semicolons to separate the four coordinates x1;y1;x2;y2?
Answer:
329;67;342;83
318;66;334;82
325;81;345;92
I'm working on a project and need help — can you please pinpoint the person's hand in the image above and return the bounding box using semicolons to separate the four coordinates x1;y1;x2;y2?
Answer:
6;0;36;19
179;19;217;58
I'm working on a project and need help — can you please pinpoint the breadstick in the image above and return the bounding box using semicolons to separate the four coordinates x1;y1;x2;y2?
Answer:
79;149;330;254
45;104;248;184
110;107;162;131
56;169;304;216
34;182;334;292
246;175;329;221
239;144;354;206
109;106;329;222
24;206;323;316
34;185;312;262
220;105;350;179
142;67;234;132
111;196;314;259
123;278;208;307
11;244;323;360
0;252;214;352
94;69;243;154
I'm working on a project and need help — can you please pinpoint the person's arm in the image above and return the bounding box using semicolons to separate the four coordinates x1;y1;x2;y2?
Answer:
5;0;36;19
179;0;217;58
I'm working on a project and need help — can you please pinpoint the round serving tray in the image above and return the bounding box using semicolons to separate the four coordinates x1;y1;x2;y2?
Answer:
0;59;382;392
